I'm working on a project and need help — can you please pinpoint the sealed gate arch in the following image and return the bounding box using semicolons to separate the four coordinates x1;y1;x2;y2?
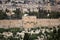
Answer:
22;16;37;29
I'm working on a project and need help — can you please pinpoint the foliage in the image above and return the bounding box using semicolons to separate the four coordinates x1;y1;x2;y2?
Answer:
29;34;38;40
8;28;22;33
0;28;6;33
49;11;60;18
0;25;60;40
0;10;8;19
13;8;22;19
0;9;60;19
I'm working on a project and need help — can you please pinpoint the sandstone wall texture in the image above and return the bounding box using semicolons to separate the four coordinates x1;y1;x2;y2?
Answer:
0;20;22;28
37;19;60;27
0;19;60;28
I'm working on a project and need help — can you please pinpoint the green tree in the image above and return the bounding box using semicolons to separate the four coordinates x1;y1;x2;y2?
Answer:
0;10;8;19
13;8;22;19
38;8;45;18
49;11;60;18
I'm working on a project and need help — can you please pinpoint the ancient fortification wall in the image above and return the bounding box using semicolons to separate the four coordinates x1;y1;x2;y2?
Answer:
0;20;22;28
0;19;60;28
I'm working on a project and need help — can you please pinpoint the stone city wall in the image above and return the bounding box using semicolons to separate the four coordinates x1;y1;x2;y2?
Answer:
0;18;60;28
0;20;22;28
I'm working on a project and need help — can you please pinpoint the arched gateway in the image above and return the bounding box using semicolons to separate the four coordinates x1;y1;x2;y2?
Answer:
22;16;37;29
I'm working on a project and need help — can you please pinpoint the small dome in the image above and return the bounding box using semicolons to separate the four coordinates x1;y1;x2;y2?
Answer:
24;14;28;16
